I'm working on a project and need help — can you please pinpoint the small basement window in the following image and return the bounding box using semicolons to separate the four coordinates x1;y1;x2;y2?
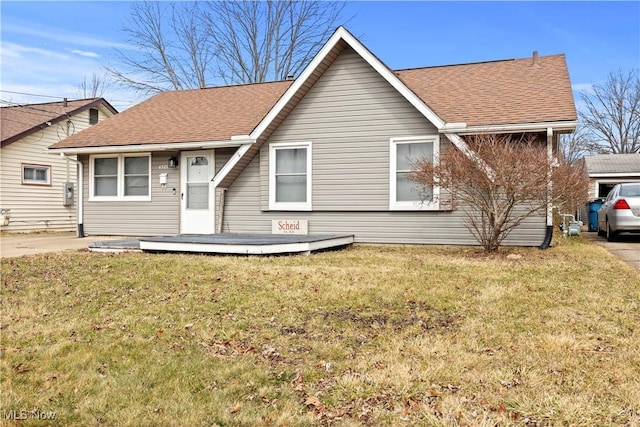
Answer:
22;163;51;186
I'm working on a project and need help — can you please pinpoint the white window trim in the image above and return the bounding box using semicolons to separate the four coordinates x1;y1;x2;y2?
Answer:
269;141;312;211
89;153;152;201
389;136;440;211
22;163;51;186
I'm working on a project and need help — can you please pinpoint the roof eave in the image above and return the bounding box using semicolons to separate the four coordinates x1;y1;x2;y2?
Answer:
48;137;254;155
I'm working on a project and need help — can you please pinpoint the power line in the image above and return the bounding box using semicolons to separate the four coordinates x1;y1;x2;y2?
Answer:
0;89;135;104
0;90;62;99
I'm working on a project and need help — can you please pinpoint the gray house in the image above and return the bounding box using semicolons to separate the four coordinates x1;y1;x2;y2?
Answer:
49;27;577;247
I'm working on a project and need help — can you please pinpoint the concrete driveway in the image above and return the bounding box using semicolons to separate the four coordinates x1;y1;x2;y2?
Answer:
582;231;640;271
0;232;122;258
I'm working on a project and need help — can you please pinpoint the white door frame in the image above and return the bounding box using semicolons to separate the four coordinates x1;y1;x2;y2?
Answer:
180;150;215;234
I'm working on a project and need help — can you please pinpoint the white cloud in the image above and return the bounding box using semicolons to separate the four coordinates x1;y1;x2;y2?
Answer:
1;21;134;51
1;42;70;60
68;49;100;58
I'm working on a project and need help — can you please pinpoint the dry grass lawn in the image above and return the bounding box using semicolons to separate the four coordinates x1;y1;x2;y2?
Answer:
1;236;639;426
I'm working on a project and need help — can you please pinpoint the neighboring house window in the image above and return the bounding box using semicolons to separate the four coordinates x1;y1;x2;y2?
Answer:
89;154;151;201
390;136;439;210
89;108;99;125
269;142;312;210
22;163;51;186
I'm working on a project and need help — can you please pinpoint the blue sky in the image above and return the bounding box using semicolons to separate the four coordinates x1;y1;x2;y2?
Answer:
1;1;638;111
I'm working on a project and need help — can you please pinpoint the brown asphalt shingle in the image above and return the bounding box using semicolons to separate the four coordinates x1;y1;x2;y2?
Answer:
396;54;576;127
48;53;576;150
49;81;293;149
1;98;117;146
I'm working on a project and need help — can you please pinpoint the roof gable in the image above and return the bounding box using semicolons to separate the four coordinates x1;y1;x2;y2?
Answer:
250;27;446;141
1;98;118;147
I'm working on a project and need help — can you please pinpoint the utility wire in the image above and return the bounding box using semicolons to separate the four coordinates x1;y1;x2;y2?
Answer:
0;89;134;104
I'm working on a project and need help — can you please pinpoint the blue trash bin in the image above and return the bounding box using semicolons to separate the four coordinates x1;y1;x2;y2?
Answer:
588;199;603;232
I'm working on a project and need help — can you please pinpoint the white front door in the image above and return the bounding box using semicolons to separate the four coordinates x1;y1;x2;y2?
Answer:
180;150;215;234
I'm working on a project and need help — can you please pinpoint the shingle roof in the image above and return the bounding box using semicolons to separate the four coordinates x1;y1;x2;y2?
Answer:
584;154;640;175
48;51;576;151
50;81;293;149
1;98;118;146
396;54;576;127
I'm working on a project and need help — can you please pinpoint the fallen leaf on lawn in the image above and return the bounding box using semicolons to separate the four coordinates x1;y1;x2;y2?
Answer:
305;396;323;408
231;403;242;414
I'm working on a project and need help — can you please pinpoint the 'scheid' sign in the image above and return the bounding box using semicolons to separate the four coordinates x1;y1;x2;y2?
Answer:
272;219;308;235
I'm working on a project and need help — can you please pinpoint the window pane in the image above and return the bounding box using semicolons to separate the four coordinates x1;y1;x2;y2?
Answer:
23;168;35;180
397;172;432;202
276;148;306;174
35;169;47;181
187;183;209;209
95;158;118;175
124;176;149;196
125;157;149;174
397;142;432;171
23;166;49;183
620;184;640;197
95;177;117;196
187;157;209;182
276;176;306;203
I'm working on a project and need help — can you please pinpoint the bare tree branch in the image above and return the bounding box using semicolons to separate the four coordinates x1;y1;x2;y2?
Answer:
202;0;346;85
580;69;640;154
104;1;348;94
411;134;588;252
78;73;108;98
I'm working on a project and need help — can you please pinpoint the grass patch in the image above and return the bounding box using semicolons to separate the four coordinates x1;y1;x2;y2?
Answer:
1;237;639;426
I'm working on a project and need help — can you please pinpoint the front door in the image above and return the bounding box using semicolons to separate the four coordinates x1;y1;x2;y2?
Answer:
180;150;215;234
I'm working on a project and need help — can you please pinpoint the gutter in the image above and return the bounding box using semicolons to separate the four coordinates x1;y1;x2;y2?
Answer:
61;153;84;237
49;137;252;156
440;120;578;135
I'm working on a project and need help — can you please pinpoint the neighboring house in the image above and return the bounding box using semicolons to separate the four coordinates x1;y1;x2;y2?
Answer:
49;27;577;247
1;98;118;232
584;154;640;199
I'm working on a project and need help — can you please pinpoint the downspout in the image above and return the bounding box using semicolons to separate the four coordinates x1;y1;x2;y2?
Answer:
61;153;84;237
539;127;554;249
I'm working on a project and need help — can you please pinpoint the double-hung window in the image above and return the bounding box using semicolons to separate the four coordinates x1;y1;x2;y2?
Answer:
390;136;439;210
22;163;51;186
90;154;151;201
269;142;312;210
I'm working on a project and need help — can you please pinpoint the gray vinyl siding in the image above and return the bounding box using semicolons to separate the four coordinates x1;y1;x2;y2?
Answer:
221;46;546;246
259;47;439;211
81;153;179;236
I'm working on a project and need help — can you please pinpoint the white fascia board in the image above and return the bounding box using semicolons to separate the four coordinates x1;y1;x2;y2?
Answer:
211;143;253;188
441;120;578;135
48;139;249;155
590;173;640;178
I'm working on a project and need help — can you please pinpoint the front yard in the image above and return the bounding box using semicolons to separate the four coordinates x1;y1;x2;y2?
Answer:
1;238;639;426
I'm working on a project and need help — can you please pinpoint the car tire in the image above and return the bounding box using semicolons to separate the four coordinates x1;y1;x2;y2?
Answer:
606;221;618;242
